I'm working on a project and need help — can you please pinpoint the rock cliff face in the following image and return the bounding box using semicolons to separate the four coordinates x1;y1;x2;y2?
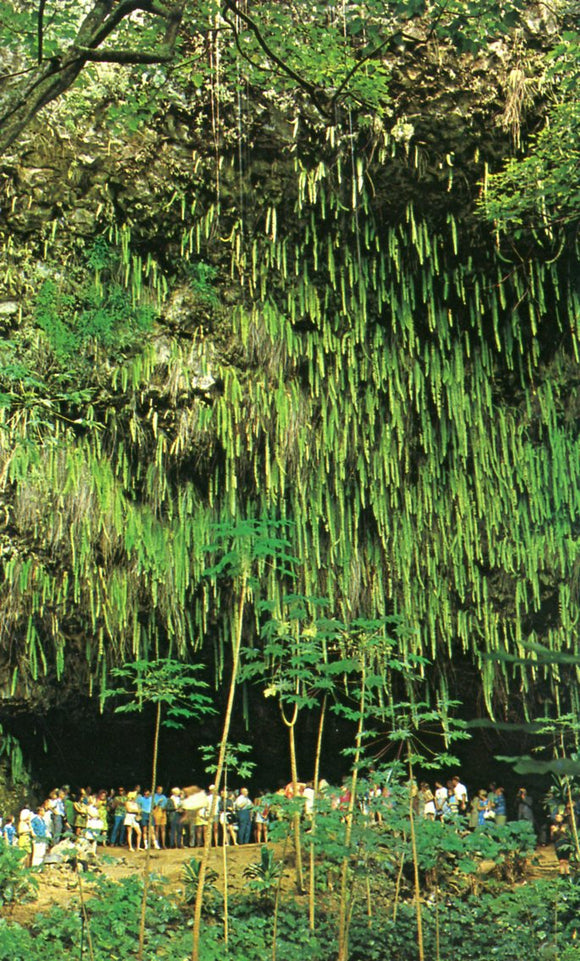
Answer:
0;3;577;750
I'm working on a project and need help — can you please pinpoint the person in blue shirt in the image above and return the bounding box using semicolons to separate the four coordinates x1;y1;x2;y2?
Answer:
153;786;168;849
31;806;49;866
138;789;153;849
153;786;167;808
494;786;507;826
2;816;16;845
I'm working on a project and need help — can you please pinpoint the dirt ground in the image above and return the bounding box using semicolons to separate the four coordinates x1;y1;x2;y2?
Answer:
2;840;562;928
4;840;298;926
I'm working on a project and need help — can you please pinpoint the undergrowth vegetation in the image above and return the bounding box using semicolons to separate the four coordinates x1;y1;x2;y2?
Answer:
2;852;580;961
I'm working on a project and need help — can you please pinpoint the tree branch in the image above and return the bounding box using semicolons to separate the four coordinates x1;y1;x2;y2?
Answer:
74;0;144;44
0;1;185;156
77;0;182;53
221;0;330;118
38;0;47;64
79;45;176;64
222;0;431;119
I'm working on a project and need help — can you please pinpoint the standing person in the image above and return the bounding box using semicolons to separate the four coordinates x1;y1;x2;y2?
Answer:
303;783;315;823
42;801;54;845
419;783;436;820
86;794;105;848
73;789;88;837
181;786;207;847
152;786;167;849
452;774;468;814
516;788;536;833
52;790;66;842
17;806;33;867
446;780;459;818
468;794;480;830
253;793;269;844
494;786;507;826
476;789;490;827
110;788;127;846
96;791;109;844
2;816;16;846
167;788;183;848
124;791;142;853
218;789;238;846
106;789;117;839
45;790;58;838
194;791;210;848
30;806;49;867
207;785;221;846
64;790;75;836
551;814;572;877
235;787;253;845
434;781;448;820
138;789;153;849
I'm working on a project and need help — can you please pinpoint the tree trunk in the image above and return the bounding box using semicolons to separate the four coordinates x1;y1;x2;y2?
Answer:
288;722;304;893
137;699;161;961
337;659;366;961
309;695;327;930
191;572;247;961
407;753;424;961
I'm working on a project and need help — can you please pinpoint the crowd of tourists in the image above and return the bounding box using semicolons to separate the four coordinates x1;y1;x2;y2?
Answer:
1;783;271;866
0;773;573;871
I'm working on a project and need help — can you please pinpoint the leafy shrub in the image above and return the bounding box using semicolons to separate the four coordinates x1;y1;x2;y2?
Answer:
181;856;219;908
2;860;580;961
242;845;284;900
183;261;219;308
0;919;42;961
30;874;181;960
34;278;154;360
463;819;537;882
0;843;38;906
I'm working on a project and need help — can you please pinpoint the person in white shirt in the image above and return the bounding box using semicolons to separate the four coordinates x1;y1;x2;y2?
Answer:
452;775;468;812
234;787;253;844
419;782;437;819
303;782;315;819
434;781;449;819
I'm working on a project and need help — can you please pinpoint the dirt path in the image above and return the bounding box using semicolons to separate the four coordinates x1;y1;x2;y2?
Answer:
529;842;562;879
2;841;562;928
4;840;297;926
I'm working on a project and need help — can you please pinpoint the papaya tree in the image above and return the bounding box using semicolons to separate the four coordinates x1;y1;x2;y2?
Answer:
241;593;338;894
191;516;298;961
103;657;215;961
199;740;255;949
